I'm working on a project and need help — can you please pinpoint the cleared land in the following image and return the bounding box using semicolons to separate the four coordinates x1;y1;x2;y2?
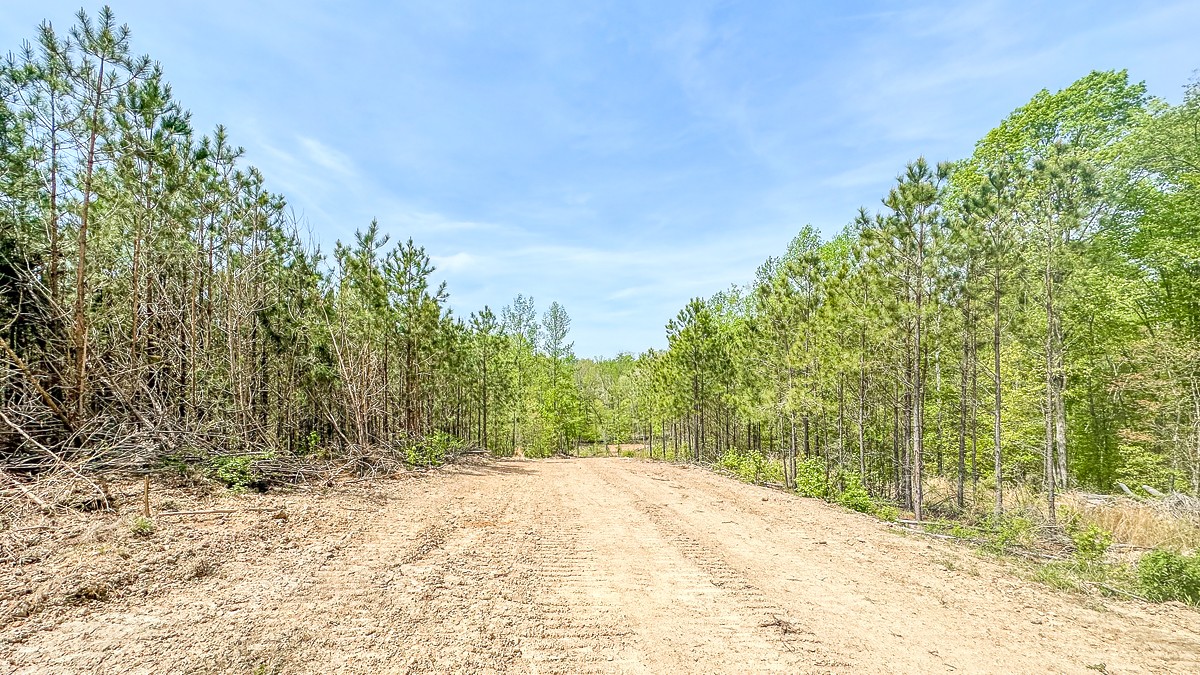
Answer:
3;458;1199;673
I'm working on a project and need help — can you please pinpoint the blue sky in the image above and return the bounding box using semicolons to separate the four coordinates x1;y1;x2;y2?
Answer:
3;2;1197;357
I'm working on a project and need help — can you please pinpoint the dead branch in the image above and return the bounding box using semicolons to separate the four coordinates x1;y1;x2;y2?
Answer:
157;507;279;517
1;469;51;511
0;409;106;506
0;335;75;431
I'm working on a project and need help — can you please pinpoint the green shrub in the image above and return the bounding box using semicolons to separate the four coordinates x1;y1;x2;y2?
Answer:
872;502;899;522
794;458;827;498
717;450;783;484
302;431;320;456
405;431;465;467
976;512;1036;553
208;455;255;489
1138;549;1200;604
834;475;874;514
1071;523;1113;564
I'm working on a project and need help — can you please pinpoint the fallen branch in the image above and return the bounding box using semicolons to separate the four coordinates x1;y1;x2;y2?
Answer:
0;335;74;431
1;470;51;511
9;525;53;533
1084;581;1149;602
896;526;959;542
0;409;106;507
157;509;237;517
157;507;279;517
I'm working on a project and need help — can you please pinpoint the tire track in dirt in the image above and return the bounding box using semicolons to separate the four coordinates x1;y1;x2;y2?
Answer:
561;460;842;673
603;458;1200;674
369;465;634;674
515;480;640;673
9;458;1200;674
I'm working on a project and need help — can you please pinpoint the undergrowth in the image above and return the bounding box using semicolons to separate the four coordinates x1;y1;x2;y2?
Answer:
1137;549;1200;604
717;449;783;485
208;455;260;491
404;431;466;468
919;508;1200;607
713;452;896;520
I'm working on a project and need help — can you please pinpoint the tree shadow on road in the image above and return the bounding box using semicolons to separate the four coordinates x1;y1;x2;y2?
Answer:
449;459;539;477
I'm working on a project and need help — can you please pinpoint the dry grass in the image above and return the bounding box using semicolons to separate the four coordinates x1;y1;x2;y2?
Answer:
921;474;1047;518
1062;494;1200;551
921;475;1200;551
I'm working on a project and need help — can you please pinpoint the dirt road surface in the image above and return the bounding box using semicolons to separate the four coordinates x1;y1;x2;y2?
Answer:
5;458;1200;673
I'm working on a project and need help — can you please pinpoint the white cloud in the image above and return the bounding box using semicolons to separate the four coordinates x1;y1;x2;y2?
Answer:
298;136;357;177
432;251;480;273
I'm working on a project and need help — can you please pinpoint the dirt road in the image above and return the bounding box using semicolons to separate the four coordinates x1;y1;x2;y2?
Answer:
5;458;1200;673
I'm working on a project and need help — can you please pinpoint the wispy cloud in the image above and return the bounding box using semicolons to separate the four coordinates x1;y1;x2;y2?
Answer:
431;251;481;273
298;136;357;177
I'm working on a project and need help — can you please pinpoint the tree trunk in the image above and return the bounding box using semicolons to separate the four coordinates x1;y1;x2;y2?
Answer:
957;301;969;510
73;56;108;416
993;269;1004;515
1044;249;1058;525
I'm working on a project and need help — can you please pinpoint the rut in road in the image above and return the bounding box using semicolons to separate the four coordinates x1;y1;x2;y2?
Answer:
6;458;1200;674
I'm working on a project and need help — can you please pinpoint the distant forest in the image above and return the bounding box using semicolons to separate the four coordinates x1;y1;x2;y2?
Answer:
2;9;1197;520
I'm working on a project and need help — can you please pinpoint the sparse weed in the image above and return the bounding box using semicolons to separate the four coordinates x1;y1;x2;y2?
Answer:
189;558;217;580
68;580;111;602
130;516;155;537
936;557;958;572
1036;561;1084;592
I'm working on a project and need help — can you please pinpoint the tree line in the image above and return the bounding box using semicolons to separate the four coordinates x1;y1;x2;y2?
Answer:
3;10;1197;519
0;9;597;474
584;70;1200;521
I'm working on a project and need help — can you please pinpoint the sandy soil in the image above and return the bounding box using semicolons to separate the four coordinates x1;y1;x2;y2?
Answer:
3;457;1199;673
